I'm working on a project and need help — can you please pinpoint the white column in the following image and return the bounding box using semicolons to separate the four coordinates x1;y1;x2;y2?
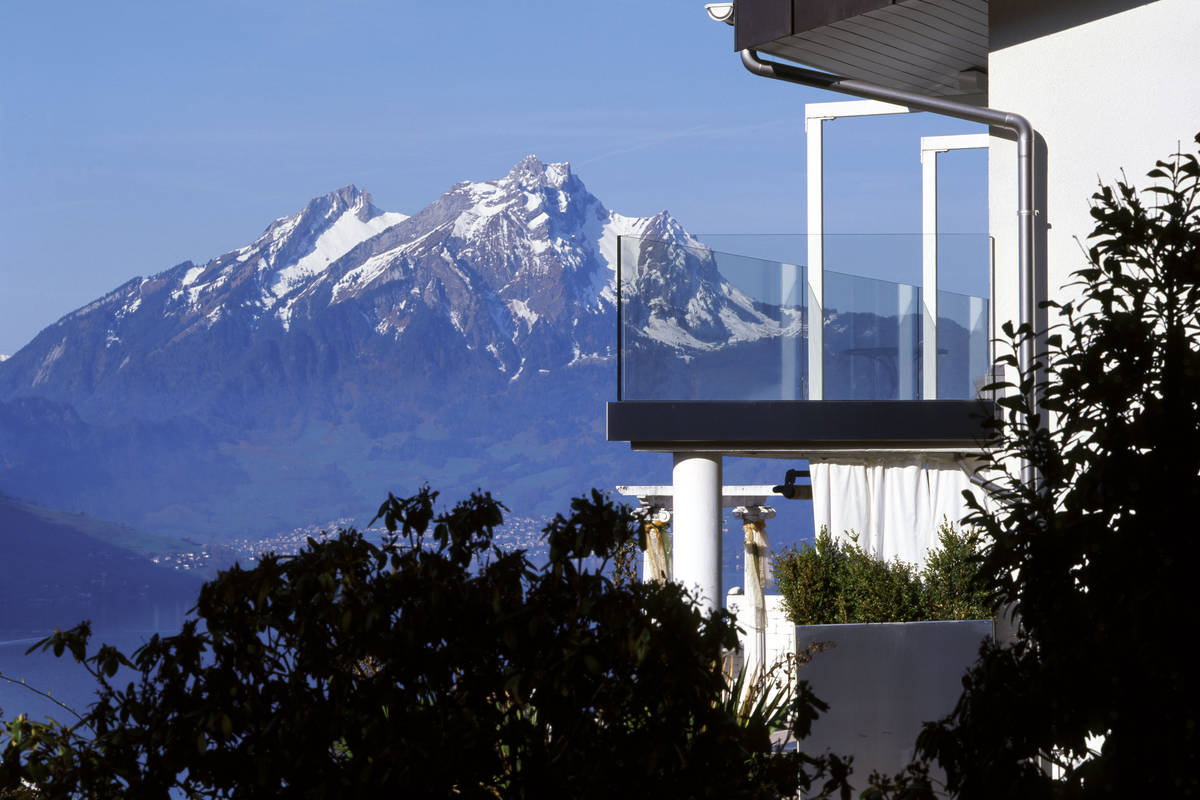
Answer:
806;116;825;400
639;506;672;582
672;453;723;614
732;504;775;682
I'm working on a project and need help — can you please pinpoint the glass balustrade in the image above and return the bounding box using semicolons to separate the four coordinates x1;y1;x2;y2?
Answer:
618;236;808;402
617;234;991;403
823;268;921;401
937;288;991;400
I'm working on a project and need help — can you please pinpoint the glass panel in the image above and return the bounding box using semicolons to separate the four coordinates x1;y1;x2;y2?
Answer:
619;236;806;401
823;235;924;289
823;269;921;401
936;233;992;399
617;234;991;403
937;289;990;400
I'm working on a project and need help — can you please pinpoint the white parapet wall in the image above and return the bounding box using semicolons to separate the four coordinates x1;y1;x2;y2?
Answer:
726;591;796;675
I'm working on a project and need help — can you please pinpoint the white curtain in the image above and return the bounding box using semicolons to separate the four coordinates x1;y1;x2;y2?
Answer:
810;455;986;563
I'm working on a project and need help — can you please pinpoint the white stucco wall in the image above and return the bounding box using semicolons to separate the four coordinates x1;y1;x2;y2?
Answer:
725;592;796;673
987;0;1200;336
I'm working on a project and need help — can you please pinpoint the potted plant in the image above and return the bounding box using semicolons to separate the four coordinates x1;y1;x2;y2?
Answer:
771;522;993;791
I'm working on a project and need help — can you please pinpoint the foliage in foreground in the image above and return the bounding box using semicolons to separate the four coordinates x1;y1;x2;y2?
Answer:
870;136;1200;798
773;522;989;625
0;488;851;799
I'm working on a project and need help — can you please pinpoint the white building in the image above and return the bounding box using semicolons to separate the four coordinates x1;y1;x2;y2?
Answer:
607;0;1200;616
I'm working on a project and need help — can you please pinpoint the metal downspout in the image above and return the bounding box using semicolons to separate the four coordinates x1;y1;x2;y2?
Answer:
741;50;1037;487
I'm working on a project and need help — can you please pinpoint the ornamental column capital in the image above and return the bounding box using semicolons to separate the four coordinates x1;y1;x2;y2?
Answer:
731;505;776;523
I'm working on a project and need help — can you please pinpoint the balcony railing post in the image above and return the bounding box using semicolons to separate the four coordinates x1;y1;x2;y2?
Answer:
805;100;913;402
806;116;826;400
616;234;625;401
921;148;940;399
919;134;990;400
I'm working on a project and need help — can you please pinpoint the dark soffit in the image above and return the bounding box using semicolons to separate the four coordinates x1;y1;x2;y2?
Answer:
734;0;989;98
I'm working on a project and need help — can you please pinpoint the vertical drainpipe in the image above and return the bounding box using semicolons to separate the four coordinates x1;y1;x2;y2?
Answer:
740;50;1038;488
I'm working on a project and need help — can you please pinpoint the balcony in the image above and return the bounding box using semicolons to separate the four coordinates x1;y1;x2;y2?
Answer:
607;234;995;452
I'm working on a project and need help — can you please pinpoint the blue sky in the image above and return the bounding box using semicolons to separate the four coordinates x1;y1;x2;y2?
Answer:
0;0;987;356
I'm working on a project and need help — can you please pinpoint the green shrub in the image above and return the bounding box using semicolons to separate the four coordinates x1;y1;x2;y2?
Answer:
774;521;989;625
921;520;989;621
771;528;847;625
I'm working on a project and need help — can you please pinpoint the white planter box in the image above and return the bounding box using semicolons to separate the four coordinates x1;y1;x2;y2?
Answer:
795;619;993;791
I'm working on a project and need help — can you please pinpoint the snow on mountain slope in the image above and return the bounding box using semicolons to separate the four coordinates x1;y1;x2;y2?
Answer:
270;203;407;299
0;157;795;407
0;158;816;539
325;155;652;315
617;224;802;355
145;186;407;332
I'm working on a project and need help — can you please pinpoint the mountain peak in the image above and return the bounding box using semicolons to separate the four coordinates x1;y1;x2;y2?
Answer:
327;184;367;204
504;155;572;190
302;185;377;223
643;209;689;241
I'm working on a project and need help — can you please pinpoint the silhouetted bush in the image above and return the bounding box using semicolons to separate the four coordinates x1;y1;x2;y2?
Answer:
868;134;1200;800
1;487;851;799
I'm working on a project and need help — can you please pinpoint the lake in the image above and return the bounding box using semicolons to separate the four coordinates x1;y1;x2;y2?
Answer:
0;627;178;726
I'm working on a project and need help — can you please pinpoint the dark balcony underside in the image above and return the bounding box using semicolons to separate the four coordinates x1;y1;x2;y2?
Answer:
607;400;994;453
734;0;989;98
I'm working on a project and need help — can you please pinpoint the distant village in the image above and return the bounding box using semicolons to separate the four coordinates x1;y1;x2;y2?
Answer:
149;516;552;576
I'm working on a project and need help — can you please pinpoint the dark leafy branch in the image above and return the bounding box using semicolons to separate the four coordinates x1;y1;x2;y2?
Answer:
868;134;1200;799
2;486;851;799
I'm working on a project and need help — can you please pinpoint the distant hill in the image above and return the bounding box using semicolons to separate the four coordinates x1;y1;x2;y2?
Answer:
0;492;201;637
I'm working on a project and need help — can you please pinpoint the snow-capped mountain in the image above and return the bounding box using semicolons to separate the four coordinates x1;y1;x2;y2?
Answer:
1;156;778;423
620;235;804;355
0;156;791;537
